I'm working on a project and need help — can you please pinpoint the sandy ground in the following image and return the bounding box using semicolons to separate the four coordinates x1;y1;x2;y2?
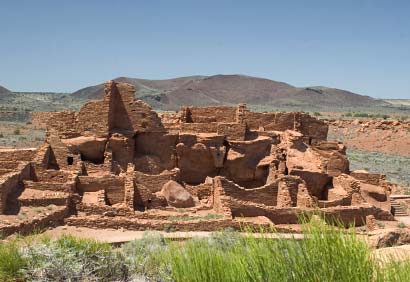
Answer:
42;226;305;243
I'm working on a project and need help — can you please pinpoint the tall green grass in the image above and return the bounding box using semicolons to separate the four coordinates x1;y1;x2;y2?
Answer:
0;241;27;280
1;220;410;281
164;221;375;282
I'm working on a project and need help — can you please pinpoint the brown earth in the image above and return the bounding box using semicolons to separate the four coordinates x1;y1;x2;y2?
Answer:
328;119;410;157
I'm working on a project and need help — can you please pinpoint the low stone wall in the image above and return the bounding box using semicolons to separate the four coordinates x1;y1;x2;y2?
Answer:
19;195;69;207
76;203;135;216
33;169;71;183
30;112;52;129
219;177;278;206
0;148;37;162
134;170;179;193
351;171;386;186
185;182;212;200
77;176;123;192
65;215;268;232
0;162;31;214
217;123;246;141
0;206;68;236
0;161;20;170
23;180;75;192
180;123;218;133
186;106;237;123
230;198;393;226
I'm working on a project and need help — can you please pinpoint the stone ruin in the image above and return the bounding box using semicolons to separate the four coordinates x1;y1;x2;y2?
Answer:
0;81;396;235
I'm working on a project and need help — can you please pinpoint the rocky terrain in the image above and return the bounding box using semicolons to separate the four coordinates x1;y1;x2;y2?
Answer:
328;119;410;186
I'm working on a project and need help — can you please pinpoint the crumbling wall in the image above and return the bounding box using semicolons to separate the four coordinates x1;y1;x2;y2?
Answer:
211;177;233;218
351;171;387;187
218;177;278;206
135;132;178;172
244;112;328;142
180;123;218;133
183;106;237;123
217;123;246;141
46;111;77;135
134;170;179;193
76;100;110;137
107;81;164;133
0;148;37;162
222;137;271;185
30;112;52;129
0;162;31;214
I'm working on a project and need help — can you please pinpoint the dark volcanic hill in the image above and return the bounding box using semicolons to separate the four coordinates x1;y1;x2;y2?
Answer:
72;74;388;111
0;85;11;94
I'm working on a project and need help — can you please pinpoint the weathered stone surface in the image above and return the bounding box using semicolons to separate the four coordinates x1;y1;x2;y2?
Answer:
370;229;410;248
160;180;195;208
62;136;107;162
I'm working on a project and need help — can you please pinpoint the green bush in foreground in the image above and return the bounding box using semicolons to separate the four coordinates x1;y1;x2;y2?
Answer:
164;221;375;282
0;241;27;280
1;220;410;281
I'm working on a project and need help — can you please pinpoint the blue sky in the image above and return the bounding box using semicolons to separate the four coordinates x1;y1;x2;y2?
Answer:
1;0;409;98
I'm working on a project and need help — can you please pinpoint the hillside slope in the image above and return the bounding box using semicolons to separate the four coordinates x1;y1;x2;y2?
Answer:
72;74;388;111
0;85;11;96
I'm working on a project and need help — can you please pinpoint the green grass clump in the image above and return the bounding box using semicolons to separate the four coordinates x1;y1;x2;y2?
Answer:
0;241;27;280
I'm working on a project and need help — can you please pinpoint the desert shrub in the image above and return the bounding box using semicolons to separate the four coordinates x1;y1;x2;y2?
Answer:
397;222;405;228
21;235;128;281
313;112;322;116
122;233;171;281
376;221;385;229
353;112;369;118
14;128;20;135
0;133;3;138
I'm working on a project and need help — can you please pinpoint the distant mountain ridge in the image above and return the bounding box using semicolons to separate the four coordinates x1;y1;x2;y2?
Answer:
0;85;11;94
72;74;388;111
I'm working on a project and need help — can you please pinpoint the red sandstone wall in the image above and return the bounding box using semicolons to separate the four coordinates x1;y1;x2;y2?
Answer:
46;111;77;134
186;106;237;123
0;162;31;213
180;123;218;133
77;100;110;137
0;149;37;162
219;177;278;206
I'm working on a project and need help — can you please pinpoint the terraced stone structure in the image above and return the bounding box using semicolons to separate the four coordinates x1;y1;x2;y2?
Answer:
0;81;395;235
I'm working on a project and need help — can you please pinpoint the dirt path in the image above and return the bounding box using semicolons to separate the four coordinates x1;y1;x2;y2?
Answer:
42;226;305;243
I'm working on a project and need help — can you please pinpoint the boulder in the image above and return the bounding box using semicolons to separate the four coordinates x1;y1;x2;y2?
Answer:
370;228;410;248
62;136;107;162
161;180;195;208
